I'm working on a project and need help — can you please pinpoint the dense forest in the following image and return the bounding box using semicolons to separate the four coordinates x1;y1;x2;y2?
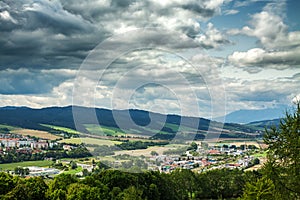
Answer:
0;168;260;200
0;146;91;164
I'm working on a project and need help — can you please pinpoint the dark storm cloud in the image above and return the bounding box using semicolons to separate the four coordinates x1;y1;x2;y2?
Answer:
0;68;75;94
0;0;228;71
0;0;107;70
110;0;135;8
181;4;215;17
292;73;300;80
0;0;94;33
238;90;286;102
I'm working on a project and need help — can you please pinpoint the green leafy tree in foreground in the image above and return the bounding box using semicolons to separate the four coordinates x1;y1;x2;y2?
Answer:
241;103;300;199
0;172;17;196
46;174;77;200
240;177;276;200
121;186;143;200
3;177;48;200
262;103;300;199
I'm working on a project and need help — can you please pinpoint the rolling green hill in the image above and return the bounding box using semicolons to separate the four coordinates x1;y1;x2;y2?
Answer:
0;106;268;140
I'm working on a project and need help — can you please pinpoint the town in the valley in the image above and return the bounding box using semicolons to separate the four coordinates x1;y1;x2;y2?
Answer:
0;129;265;177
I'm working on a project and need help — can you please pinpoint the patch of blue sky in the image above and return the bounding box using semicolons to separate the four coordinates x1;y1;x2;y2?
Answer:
286;0;300;31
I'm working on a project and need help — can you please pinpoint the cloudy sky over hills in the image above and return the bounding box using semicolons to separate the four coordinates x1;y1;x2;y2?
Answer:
0;0;299;118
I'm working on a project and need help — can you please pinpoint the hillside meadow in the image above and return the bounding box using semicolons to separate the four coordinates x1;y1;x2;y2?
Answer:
11;129;61;140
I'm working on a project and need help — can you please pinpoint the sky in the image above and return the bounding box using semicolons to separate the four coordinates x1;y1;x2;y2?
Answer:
0;0;299;119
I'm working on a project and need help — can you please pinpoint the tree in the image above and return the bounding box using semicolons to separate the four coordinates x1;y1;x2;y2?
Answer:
46;173;77;199
171;169;197;200
195;169;246;199
248;145;258;149
148;183;160;200
253;158;260;165
48;189;66;200
24;177;48;200
95;170;137;191
79;176;109;199
0;172;16;196
187;142;198;151
82;169;89;177
70;161;77;170
121;186;143;200
263;103;300;199
3;177;47;200
150;151;158;156
67;183;92;200
14;167;29;177
240;177;276;200
3;182;27;200
110;187;122;200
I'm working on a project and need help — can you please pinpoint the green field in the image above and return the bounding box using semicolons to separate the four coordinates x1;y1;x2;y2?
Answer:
163;123;196;132
58;137;122;146
84;124;125;136
41;124;80;134
164;143;188;148
0;160;53;170
11;129;61;140
0;124;20;131
253;151;267;158
62;167;83;175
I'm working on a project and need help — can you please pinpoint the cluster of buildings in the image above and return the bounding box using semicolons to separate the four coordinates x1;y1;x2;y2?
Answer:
154;144;259;173
27;166;60;177
157;156;214;172
0;134;57;150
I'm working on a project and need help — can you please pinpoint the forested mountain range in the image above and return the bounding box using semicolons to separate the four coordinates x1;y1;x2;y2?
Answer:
0;106;279;139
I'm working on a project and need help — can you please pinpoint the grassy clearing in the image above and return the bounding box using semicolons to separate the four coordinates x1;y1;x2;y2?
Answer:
84;124;125;136
162;123;179;132
58;137;122;146
128;128;142;133
96;156;116;161
11;129;61;140
0;160;53;170
163;123;196;132
164;144;188;148
41;124;80;134
0;124;20;131
136;124;170;135
206;139;268;150
62;167;82;175
252;151;267;158
212;140;262;148
114;145;180;157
